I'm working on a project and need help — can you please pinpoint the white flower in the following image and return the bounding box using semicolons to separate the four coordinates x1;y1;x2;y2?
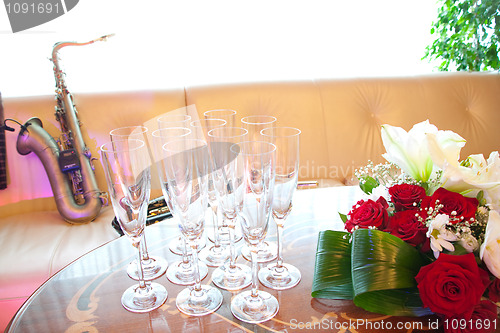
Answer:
480;210;500;279
427;214;458;258
428;149;500;211
366;185;391;202
459;233;479;253
381;120;465;183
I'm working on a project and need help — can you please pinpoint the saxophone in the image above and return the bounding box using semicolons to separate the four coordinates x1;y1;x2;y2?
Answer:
16;34;113;224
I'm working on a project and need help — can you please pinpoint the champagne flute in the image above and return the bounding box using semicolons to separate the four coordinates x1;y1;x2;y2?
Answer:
100;139;168;312
157;114;192;129
240;115;278;263
230;141;279;323
204;109;241;244
109;126;168;281
258;127;301;290
204;109;236;127
162;138;223;316
208;127;252;291
191;119;231;267
157;115;206;255
240;115;277;142
152;127;208;285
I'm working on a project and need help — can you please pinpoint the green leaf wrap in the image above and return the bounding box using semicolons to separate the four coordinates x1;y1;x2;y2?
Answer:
311;230;354;299
312;229;433;317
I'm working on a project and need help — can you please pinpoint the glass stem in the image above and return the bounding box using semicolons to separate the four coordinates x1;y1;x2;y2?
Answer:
228;218;236;269
212;205;220;248
276;219;284;268
140;233;150;261
181;236;190;266
190;242;202;293
250;248;258;297
136;240;148;290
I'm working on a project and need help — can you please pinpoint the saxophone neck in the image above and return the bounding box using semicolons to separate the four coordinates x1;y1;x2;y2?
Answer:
51;34;115;90
51;33;114;59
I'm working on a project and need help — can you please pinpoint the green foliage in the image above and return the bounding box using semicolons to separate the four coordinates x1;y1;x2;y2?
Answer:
339;212;348;223
358;175;379;195
311;229;433;317
423;0;500;71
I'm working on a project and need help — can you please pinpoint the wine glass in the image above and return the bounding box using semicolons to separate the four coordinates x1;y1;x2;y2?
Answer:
240;115;278;263
191;119;231;267
109;126;168;281
100;139;168;312
258;127;301;290
208;127;252;291
230;141;279;323
162;138;223;316
152;127;208;285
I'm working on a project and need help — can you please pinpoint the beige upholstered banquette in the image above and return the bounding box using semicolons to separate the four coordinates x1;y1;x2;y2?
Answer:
1;72;499;329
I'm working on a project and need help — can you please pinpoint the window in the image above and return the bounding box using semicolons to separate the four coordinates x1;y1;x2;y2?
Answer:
0;0;440;98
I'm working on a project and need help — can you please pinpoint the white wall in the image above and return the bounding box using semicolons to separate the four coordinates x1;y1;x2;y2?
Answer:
0;0;441;98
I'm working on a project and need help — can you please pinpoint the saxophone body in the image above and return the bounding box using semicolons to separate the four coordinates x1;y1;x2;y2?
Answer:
16;35;112;224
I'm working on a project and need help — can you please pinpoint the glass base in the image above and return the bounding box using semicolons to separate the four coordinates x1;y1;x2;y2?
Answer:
241;241;277;263
199;245;230;267
166;260;208;285
169;235;206;255
121;282;168;313
258;263;301;290
176;285;223;316
127;255;168;281
231;290;279;323
211;263;252;291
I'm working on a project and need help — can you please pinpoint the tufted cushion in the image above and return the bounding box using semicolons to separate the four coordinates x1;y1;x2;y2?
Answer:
317;72;500;184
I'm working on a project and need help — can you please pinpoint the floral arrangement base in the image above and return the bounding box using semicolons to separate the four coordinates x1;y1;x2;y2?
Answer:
312;229;433;317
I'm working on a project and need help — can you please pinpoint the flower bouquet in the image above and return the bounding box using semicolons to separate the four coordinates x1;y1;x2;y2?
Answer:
312;120;500;332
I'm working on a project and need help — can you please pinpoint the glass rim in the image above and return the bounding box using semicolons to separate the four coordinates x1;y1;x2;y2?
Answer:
231;141;276;156
190;118;227;128
240;115;277;125
207;127;248;139
203;109;237;117
151;127;192;138
260;126;301;137
109;125;148;137
100;138;146;153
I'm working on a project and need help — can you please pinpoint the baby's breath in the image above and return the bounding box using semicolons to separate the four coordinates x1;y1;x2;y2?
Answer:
355;161;403;187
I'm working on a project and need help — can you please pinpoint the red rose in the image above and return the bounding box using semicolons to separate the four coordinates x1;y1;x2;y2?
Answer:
487;278;500;303
415;253;488;319
387;210;427;247
444;300;498;333
421;188;479;224
345;197;388;233
388;184;426;211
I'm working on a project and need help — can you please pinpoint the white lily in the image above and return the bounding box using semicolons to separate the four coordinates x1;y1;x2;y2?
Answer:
428;148;500;211
480;210;500;279
381;120;465;183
